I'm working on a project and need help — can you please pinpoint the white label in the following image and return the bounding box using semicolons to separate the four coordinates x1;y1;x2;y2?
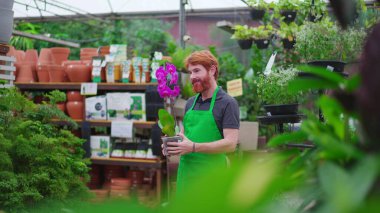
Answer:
101;60;107;67
327;65;334;71
154;51;163;60
111;121;133;138
81;83;98;95
92;67;101;76
264;51;277;76
110;45;118;53
92;60;102;67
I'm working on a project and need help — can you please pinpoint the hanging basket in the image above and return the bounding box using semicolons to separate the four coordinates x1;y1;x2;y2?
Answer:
249;8;266;20
280;10;297;23
237;39;253;50
282;39;296;49
254;39;270;49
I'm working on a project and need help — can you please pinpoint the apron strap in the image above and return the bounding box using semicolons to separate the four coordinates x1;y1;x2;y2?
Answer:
190;93;200;110
209;86;219;112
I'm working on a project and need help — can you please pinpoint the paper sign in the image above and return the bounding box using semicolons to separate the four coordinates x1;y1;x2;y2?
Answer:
81;83;97;95
111;121;133;138
264;51;277;76
227;78;243;97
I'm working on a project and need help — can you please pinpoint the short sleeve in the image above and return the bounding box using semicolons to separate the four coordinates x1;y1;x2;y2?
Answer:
222;98;240;129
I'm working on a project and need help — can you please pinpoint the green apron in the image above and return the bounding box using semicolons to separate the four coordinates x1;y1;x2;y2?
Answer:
176;87;226;196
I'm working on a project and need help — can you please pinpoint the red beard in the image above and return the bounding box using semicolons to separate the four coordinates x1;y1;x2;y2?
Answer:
192;75;211;93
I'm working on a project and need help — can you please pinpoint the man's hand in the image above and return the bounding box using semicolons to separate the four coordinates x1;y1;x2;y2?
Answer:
166;133;194;156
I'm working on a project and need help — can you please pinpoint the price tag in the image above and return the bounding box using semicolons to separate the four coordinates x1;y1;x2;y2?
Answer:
264;51;277;76
227;78;243;97
81;83;97;95
111;121;133;138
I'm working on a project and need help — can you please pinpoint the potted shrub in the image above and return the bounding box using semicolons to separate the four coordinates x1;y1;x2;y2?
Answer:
44;89;67;113
295;18;366;73
252;25;273;49
277;22;300;49
299;0;327;22
155;63;181;155
256;66;301;115
246;0;272;20
231;25;254;50
276;0;301;23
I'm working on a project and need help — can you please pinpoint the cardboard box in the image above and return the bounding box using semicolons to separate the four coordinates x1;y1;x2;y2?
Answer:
91;136;111;158
106;92;146;121
86;95;107;120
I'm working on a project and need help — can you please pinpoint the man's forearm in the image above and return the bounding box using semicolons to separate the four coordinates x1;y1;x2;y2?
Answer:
195;138;236;154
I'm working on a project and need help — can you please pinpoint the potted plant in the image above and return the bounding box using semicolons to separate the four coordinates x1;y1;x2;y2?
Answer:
246;0;271;20
44;89;67;113
295;18;366;73
155;63;181;155
276;0;301;23
299;0;327;22
252;25;273;49
256;66;301;115
277;22;300;49
231;25;255;50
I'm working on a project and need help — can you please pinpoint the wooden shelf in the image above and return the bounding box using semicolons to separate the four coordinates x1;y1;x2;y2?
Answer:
91;157;164;168
51;119;156;129
15;82;157;91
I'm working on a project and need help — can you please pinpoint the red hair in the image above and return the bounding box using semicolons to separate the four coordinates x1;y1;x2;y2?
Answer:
185;50;219;80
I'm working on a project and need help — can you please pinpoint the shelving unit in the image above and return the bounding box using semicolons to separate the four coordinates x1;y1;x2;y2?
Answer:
15;82;165;202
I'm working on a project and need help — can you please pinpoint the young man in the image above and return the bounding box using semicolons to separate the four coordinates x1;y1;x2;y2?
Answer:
165;50;240;195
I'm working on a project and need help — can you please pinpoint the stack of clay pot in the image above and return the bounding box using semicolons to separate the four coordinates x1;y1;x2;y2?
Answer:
66;91;84;120
15;49;38;83
64;60;92;82
90;189;109;202
87;164;102;189
103;165;125;185
109;178;131;200
80;48;98;60
137;184;152;204
127;170;145;188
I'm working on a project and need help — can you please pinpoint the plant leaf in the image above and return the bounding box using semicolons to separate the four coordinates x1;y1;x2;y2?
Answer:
268;131;307;147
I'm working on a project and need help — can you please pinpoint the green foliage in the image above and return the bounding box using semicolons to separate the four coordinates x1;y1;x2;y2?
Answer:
181;81;196;100
231;25;254;40
246;0;272;10
257;66;300;105
11;22;40;50
277;22;300;41
295;18;366;62
276;0;301;11
171;47;193;71
252;25;274;40
0;88;89;211
158;109;176;137
44;90;67;105
299;0;327;20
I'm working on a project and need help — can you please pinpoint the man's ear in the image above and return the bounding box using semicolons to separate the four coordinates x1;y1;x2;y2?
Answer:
209;65;216;77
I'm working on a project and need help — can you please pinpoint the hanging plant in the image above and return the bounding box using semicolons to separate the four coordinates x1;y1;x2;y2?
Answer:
231;25;254;50
277;22;301;49
252;25;273;49
276;0;301;23
246;0;272;20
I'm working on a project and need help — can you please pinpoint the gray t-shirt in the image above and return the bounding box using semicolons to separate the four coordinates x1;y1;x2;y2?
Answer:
185;87;240;137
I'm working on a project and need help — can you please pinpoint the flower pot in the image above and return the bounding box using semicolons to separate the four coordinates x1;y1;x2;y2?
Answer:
36;64;50;82
66;101;84;119
237;39;253;50
38;48;53;65
254;39;270;49
99;46;110;56
0;8;14;44
66;64;92;82
15;50;25;62
57;102;66;113
0;0;15;10
126;170;144;186
282;38;296;49
307;60;346;73
48;65;65;82
263;103;299;115
67;91;83;102
280;10;297;23
161;136;182;156
16;63;36;83
24;49;38;64
249;8;265;20
50;47;70;65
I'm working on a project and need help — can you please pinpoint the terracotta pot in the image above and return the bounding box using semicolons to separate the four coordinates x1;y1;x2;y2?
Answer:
62;60;82;81
48;64;65;82
99;46;110;56
127;170;144;185
15;50;25;63
24;49;38;63
145;71;151;83
67;91;83;102
38;48;53;65
57;102;66;113
16;63;36;83
80;48;98;54
66;101;84;119
66;64;92;82
50;47;70;65
36;64;50;82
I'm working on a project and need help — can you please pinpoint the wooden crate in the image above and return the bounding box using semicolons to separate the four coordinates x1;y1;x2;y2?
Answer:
0;55;16;88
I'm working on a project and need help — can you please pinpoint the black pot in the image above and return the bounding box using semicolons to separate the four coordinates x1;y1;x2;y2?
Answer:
254;39;270;49
264;103;299;115
307;60;346;73
250;8;266;20
280;10;297;23
282;39;296;49
237;39;253;50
